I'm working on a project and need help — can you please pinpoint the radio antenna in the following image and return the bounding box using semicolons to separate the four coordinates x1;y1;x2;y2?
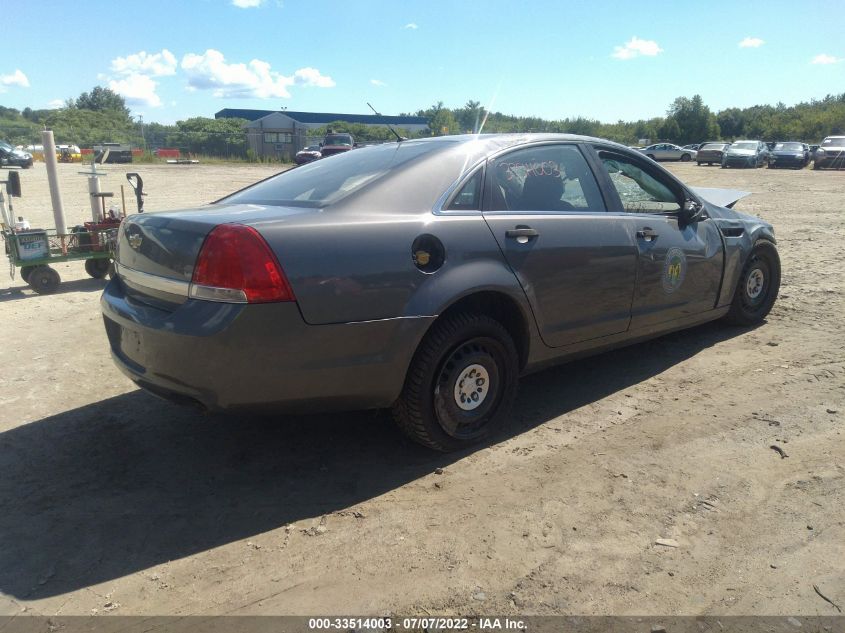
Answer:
367;102;406;142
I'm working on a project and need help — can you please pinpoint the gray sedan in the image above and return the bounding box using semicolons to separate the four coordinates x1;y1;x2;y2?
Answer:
637;143;697;162
102;134;780;451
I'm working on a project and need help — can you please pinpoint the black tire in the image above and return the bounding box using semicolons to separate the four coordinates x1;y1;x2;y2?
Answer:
697;162;702;166
723;241;780;326
20;265;40;283
85;258;110;279
28;265;61;294
681;153;691;162
813;162;820;170
721;164;726;169
392;312;519;452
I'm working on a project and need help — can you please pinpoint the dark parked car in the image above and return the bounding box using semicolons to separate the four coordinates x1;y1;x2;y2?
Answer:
696;142;729;166
722;140;769;168
102;134;780;451
294;144;322;165
768;142;810;169
320;132;355;158
813;135;845;169
0;141;33;168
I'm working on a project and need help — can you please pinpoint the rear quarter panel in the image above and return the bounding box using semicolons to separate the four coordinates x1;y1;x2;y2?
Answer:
253;211;525;325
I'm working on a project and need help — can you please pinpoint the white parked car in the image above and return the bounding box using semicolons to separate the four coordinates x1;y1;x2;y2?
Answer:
637;143;697;162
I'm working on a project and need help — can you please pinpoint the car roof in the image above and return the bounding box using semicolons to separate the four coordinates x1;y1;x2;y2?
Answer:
405;132;633;155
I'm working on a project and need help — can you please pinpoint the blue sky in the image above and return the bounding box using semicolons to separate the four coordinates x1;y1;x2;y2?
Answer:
1;0;843;125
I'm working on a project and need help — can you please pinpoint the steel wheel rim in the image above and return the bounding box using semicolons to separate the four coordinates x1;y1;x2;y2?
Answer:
746;268;765;300
453;363;490;411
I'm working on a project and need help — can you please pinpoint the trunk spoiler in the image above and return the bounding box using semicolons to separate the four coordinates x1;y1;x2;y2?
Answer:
691;187;751;209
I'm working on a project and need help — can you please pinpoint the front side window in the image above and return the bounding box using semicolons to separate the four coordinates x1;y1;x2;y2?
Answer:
488;144;605;212
597;150;682;214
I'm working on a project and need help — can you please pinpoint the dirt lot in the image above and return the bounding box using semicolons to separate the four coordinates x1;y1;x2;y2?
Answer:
0;161;842;617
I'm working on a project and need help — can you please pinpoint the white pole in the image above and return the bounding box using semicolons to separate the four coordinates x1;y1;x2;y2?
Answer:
41;129;67;234
87;162;102;223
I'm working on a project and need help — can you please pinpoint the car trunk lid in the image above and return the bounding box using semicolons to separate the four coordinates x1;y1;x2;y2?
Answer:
116;204;316;307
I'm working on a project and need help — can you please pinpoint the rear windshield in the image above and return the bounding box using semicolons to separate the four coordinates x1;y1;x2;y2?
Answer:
822;137;845;146
774;142;803;151
221;141;447;208
700;143;728;151
731;142;758;150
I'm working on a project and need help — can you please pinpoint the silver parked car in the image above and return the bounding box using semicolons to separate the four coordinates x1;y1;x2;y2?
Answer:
814;136;845;169
637;143;697;162
102;134;780;451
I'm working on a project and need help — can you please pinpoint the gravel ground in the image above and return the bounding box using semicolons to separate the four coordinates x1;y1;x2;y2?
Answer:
0;160;842;617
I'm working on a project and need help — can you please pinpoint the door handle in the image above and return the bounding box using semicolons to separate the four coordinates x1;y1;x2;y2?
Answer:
636;227;659;241
506;228;539;239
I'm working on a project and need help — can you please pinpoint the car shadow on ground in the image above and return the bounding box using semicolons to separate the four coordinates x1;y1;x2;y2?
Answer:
0;320;754;600
0;278;107;302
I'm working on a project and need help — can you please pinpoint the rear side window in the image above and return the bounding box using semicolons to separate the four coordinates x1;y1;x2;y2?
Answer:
597;150;682;214
446;169;483;211
221;142;442;208
487;144;606;212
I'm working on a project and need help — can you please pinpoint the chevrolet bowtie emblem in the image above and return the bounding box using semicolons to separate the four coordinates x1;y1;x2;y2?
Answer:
128;233;143;250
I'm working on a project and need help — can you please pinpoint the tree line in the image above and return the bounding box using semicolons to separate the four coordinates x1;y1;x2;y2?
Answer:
1;86;843;159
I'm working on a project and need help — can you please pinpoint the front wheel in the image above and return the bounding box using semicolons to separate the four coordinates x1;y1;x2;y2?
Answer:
723;241;780;325
392;313;519;451
28;265;61;294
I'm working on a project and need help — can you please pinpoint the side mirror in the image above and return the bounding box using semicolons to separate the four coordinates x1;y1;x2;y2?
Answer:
6;170;21;197
682;198;703;222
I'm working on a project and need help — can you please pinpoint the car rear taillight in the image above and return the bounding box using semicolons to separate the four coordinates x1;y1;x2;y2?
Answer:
190;224;295;304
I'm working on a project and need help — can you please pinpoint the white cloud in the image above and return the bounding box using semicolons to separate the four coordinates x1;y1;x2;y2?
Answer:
738;37;765;48
0;69;30;90
111;49;177;76
293;67;335;87
811;53;841;64
232;0;264;7
109;74;162;107
403;22;418;29
612;37;663;60
370;79;387;87
181;49;334;98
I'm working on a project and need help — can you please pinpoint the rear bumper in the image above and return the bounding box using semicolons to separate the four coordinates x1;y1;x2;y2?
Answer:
101;278;433;413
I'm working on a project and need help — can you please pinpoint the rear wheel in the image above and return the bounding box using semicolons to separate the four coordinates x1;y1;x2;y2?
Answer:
20;265;40;283
85;258;111;279
28;265;61;294
392;313;519;452
681;153;691;162
724;241;780;326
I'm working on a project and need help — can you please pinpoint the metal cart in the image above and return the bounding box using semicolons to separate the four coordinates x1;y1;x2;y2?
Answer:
3;223;119;293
